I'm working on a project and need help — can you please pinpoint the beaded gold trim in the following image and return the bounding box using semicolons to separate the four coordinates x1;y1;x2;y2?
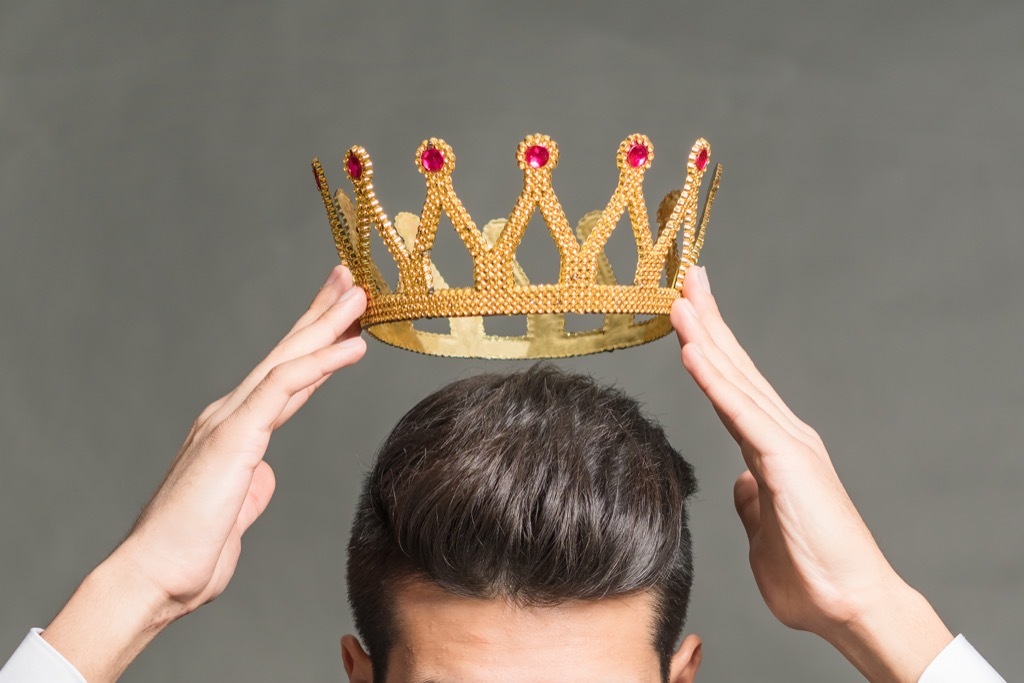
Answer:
312;134;721;359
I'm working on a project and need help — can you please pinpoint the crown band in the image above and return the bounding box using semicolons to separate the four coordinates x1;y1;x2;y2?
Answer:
361;283;683;327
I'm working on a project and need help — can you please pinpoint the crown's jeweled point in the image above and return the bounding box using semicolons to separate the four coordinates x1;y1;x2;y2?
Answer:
346;152;363;180
626;142;650;168
525;145;550;169
695;147;709;172
421;148;445;173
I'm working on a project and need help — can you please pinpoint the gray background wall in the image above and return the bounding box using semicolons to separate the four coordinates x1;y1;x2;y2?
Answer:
1;1;1022;680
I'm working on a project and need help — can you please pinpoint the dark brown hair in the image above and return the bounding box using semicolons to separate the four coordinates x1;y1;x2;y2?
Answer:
347;364;697;682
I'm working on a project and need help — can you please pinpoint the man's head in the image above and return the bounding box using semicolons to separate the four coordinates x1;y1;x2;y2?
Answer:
342;364;700;683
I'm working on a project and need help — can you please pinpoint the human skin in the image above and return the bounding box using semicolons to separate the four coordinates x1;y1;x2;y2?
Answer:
39;264;953;682
41;264;368;682
340;582;703;683
671;266;954;682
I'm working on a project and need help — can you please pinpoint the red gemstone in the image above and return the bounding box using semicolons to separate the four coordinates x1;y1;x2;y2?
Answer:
346;153;363;179
313;166;324;191
695;147;709;171
524;145;550;169
626;142;649;168
421;147;445;172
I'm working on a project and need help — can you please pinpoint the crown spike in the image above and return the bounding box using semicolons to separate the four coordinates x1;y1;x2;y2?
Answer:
677;162;722;288
487;134;577;287
677;140;711;271
312;158;358;272
571;135;654;285
342;146;417;295
638;139;710;286
412;138;491;293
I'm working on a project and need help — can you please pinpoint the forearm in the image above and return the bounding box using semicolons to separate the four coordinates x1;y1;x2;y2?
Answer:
826;577;953;683
41;550;185;683
7;269;363;682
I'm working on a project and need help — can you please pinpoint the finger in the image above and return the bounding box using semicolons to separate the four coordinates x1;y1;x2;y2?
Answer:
212;287;366;424
733;470;761;542
222;337;368;439
237;461;276;534
208;276;361;427
672;297;808;442
680;267;815;438
263;285;366;370
681;342;804;472
678;267;763;377
274;336;367;427
196;397;228;426
284;265;355;339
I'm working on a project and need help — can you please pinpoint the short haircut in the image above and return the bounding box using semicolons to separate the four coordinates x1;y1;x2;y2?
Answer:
347;364;698;682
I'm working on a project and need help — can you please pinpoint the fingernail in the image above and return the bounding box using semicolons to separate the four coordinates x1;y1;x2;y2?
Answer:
324;267;341;287
696;266;711;294
340;286;361;302
339;336;364;350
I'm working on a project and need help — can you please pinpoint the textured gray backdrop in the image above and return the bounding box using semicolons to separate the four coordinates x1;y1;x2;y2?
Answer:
1;1;1021;681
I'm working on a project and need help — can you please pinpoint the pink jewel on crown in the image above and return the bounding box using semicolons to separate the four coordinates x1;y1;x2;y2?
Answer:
524;145;550;169
345;152;363;180
695;146;709;172
420;147;445;173
627;141;650;168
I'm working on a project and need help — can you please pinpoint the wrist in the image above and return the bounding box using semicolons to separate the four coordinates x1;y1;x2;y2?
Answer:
825;575;954;683
42;550;186;682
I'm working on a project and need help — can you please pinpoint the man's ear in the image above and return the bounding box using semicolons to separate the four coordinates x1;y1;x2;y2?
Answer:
668;633;703;683
341;634;374;683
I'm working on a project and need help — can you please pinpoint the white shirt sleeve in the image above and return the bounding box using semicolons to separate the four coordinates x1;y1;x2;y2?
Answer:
0;628;1007;683
0;629;85;683
919;634;1005;683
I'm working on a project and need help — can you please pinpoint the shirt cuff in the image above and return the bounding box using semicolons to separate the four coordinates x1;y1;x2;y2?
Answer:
0;629;86;683
919;634;1005;683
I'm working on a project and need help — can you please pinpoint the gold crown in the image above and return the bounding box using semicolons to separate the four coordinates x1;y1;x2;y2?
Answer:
312;133;721;359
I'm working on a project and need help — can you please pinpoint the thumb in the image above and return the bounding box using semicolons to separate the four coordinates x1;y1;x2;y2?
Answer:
237;460;277;534
733;470;761;541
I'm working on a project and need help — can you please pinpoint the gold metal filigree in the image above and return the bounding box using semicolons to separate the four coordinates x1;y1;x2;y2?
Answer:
311;134;721;359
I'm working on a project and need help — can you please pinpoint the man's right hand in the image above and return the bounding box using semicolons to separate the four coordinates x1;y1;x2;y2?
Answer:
672;266;954;683
40;265;367;683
